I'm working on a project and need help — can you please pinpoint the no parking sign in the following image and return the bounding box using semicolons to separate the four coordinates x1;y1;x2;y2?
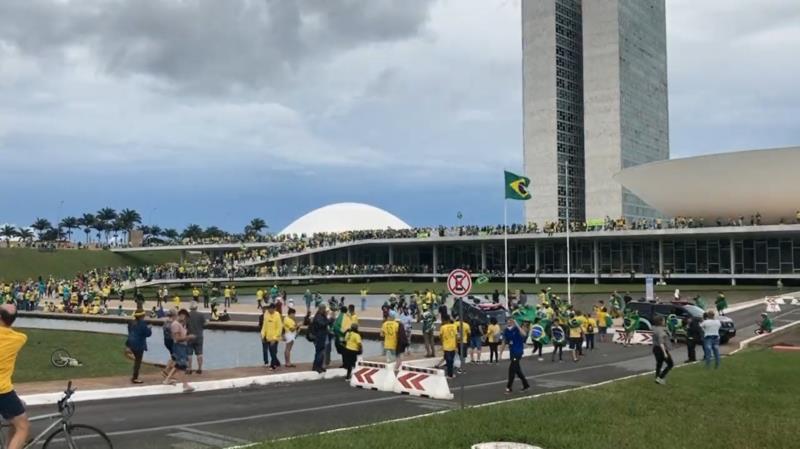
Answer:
447;269;472;297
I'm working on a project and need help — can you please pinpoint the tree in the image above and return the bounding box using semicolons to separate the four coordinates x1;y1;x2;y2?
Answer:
31;218;52;239
0;225;17;247
78;214;95;244
181;224;203;241
17;228;34;243
204;226;226;240
92;220;107;245
163;228;179;242
246;218;268;237
117;208;142;242
95;208;117;242
59;216;79;242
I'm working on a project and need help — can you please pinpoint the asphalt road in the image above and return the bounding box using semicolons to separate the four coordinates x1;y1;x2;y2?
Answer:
22;303;799;449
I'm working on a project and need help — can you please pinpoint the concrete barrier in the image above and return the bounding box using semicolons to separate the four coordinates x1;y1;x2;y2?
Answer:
349;360;396;392
393;363;453;400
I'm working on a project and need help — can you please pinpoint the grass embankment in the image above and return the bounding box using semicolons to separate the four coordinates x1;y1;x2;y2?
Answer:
257;349;798;449
0;248;182;281
14;329;155;383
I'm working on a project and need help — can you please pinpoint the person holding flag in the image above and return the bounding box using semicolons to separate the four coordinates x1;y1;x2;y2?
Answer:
623;309;640;347
550;318;566;362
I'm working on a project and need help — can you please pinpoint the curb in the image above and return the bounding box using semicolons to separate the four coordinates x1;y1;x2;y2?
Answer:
20;369;346;406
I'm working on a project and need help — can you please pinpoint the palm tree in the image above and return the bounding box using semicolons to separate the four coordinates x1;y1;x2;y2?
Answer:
204;226;227;240
31;218;52;239
59;216;79;242
92;220;107;245
95;208;117;242
181;224;203;241
163;228;179;243
17;228;34;244
78;214;95;244
247;218;267;237
117;208;142;242
0;225;17;247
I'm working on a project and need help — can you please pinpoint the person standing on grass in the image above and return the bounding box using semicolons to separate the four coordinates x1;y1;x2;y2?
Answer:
163;309;195;392
651;316;673;385
186;302;206;375
439;316;458;378
685;315;703;363
501;317;530;394
283;308;297;368
0;304;30;449
343;324;362;381
486;316;501;364
261;303;283;370
126;310;152;384
701;310;722;369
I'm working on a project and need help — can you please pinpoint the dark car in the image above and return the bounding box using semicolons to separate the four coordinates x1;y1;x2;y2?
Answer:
451;297;508;326
625;300;736;344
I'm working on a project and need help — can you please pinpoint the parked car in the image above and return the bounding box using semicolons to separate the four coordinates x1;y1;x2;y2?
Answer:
625;300;736;344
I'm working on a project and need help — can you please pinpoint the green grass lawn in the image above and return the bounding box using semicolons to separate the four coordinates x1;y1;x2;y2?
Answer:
13;329;155;384
0;248;182;281
256;349;798;449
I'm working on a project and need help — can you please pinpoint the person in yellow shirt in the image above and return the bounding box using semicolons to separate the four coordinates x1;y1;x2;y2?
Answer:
283;308;297;368
346;304;359;327
0;304;30;449
172;295;181;310
454;318;471;372
380;311;400;363
256;289;265;310
486;317;502;364
261;303;283;370
568;318;584;362
359;288;368;312
224;286;232;308
439;316;458;378
583;314;598;350
192;287;200;303
343;324;362;380
596;307;609;343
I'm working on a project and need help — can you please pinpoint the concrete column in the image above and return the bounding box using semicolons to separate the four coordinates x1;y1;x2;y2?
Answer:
593;239;599;285
658;239;664;277
309;253;314;266
432;245;438;280
730;237;736;286
534;240;540;284
180;250;186;265
480;243;487;272
347;248;352;265
388;246;394;266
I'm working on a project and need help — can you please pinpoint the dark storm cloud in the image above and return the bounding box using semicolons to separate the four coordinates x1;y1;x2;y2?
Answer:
0;0;434;93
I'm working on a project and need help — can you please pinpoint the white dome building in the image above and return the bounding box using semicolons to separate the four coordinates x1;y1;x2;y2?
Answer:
279;202;411;236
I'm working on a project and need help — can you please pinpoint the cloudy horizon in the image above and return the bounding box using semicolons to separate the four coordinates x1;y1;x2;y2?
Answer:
1;0;798;234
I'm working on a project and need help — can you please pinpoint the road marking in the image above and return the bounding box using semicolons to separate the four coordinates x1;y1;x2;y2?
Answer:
176;427;251;444
171;442;210;449
406;398;456;410
168;431;236;447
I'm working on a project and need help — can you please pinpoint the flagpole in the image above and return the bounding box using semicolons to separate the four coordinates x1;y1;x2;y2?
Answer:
565;159;571;304
504;198;509;309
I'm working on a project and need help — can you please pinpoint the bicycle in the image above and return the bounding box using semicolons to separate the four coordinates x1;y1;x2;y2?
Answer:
0;381;113;448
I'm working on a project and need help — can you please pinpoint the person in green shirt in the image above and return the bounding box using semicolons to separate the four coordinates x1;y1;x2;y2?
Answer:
756;313;773;334
623;309;640;346
715;292;728;316
421;306;436;357
693;295;706;311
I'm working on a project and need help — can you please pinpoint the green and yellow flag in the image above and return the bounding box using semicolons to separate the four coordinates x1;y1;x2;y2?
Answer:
504;170;531;200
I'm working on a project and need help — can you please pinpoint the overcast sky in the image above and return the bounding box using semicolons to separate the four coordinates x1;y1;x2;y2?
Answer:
1;0;798;232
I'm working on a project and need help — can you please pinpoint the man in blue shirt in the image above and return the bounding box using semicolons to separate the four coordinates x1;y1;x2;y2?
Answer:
501;317;530;393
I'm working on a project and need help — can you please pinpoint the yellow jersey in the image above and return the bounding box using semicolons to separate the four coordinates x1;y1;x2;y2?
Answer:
568;325;583;339
440;323;457;352
454;321;471;343
486;324;501;343
381;320;400;350
597;310;608;327
261;311;283;341
345;331;362;352
0;327;27;394
283;316;297;333
583;318;598;334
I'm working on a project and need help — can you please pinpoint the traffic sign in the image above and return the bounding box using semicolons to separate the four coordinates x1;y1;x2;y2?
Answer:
447;269;472;297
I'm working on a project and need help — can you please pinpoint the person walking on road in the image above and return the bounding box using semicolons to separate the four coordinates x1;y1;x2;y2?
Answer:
685;315;703;363
0;304;30;449
381;311;401;363
501;317;530;394
163;309;195;392
126;310;152;384
186;302;206;375
701;311;722;369
439;316;458;379
261;303;283;370
343;324;362;381
651;316;673;384
715;291;728;316
486;316;501;364
310;305;330;374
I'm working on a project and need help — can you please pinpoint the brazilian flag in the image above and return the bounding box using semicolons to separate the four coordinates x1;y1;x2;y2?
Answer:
504;171;531;200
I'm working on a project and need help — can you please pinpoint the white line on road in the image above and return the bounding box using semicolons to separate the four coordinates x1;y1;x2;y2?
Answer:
168;431;232;448
176;427;251;445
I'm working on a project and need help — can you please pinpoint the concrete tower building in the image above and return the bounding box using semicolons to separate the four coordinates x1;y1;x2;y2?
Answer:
522;0;669;225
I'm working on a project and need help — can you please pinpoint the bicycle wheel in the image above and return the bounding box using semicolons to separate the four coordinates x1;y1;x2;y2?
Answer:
51;349;71;368
42;424;113;449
